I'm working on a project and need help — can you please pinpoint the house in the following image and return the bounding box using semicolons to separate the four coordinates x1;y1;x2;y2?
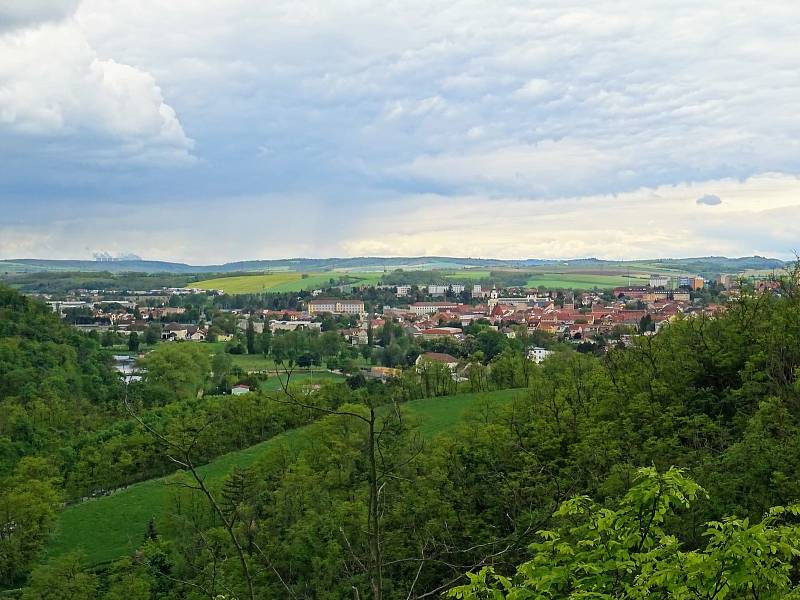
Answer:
231;384;251;396
341;328;369;345
415;352;459;371
527;347;553;364
161;322;207;341
368;366;402;380
161;322;189;341
186;326;207;341
416;327;463;341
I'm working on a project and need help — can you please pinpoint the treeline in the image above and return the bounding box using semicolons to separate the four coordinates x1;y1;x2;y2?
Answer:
0;286;123;586
0;271;194;295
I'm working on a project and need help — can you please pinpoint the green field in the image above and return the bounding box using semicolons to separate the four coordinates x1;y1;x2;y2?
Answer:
260;370;346;390
193;272;332;293
193;271;383;294
46;388;522;565
526;272;649;289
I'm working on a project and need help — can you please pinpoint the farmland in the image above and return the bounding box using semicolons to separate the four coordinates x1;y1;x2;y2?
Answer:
192;271;383;294
525;272;650;289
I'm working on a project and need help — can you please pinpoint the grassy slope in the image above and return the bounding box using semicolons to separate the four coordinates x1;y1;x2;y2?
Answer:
47;388;522;565
192;273;312;293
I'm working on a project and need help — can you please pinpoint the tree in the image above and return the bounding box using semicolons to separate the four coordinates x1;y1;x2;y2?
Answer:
245;319;256;355
103;558;152;600
143;323;161;346
260;328;272;357
22;552;98;600
0;458;61;586
136;343;211;404
127;331;140;352
101;329;117;347
144;516;159;541
448;467;800;599
474;329;508;361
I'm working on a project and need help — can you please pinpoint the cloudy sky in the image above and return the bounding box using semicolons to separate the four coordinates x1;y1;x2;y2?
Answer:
1;0;799;263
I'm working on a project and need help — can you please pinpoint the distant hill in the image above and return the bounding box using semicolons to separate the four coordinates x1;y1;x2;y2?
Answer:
0;255;788;276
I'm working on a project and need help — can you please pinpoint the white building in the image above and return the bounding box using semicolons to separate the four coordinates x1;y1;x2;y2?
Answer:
396;285;412;297
427;285;448;296
450;284;466;294
269;320;323;332
410;302;460;316
649;275;670;288
527;347;553;364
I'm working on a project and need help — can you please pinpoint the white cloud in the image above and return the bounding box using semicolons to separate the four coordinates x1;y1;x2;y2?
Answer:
0;12;192;164
514;78;556;100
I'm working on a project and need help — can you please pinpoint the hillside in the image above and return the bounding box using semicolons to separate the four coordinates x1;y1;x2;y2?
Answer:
46;389;522;566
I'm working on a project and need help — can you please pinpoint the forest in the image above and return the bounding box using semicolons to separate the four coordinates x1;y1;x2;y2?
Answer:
2;268;800;598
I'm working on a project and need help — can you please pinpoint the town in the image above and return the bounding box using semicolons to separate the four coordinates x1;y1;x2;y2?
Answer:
33;270;753;392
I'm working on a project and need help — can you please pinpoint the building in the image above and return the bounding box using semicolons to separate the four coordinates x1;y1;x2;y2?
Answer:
717;274;734;288
427;285;448;296
161;323;207;341
613;287;648;299
307;299;366;316
269;320;323;332
231;384;251;396
416;327;463;340
527;347;553;364
487;288;549;310
677;275;704;290
649;275;670;288
410;302;460;316
237;320;265;334
450;284;466;295
643;290;670;302
415;352;459;371
396;285;412;297
367;366;402;380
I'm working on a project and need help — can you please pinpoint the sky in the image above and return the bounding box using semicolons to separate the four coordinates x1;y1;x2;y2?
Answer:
1;0;799;263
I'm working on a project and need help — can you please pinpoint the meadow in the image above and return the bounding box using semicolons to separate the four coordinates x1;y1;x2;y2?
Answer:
46;388;522;565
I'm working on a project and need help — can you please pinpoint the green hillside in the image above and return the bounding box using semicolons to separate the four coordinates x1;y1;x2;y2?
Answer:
46;388;522;565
